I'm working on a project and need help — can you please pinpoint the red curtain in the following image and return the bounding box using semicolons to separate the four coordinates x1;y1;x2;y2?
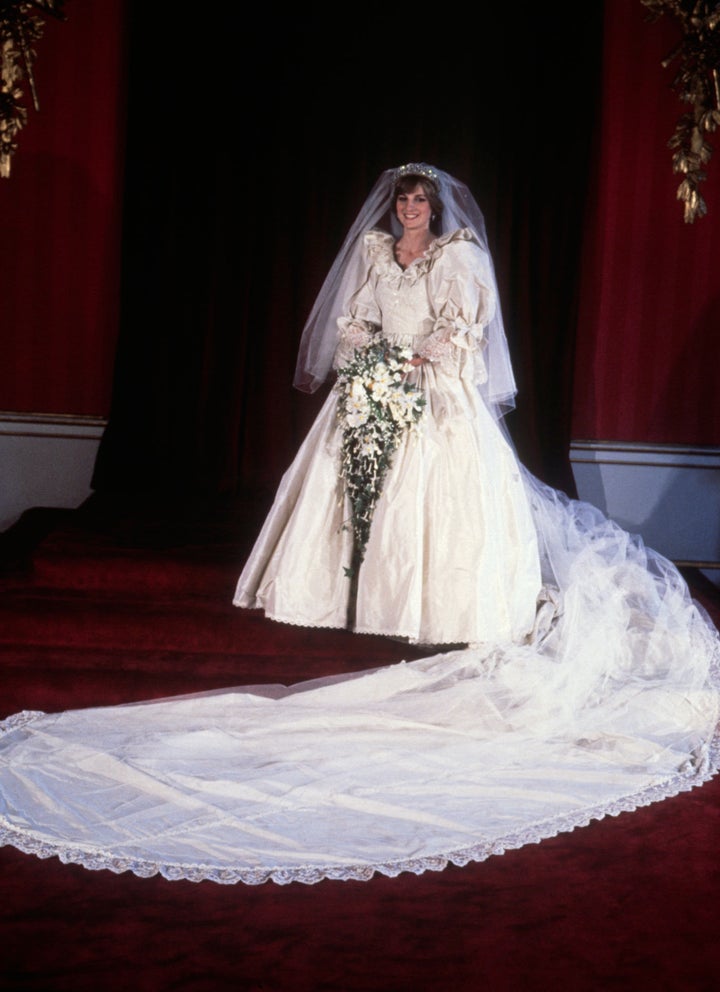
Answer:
572;0;720;446
0;1;126;417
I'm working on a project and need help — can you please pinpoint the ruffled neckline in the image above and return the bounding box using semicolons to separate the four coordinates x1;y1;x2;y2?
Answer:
364;227;475;283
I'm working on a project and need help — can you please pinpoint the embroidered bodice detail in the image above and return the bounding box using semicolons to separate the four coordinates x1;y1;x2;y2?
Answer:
334;227;494;383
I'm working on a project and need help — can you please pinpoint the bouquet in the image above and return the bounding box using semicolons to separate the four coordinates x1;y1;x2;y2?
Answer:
334;339;426;576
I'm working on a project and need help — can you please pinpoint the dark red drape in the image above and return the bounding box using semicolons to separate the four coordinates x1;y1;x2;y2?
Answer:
573;0;720;446
0;1;126;417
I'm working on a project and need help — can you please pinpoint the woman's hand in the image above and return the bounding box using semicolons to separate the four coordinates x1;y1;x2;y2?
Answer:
407;355;426;367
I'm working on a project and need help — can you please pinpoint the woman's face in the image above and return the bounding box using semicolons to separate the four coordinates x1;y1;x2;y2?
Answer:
395;183;432;233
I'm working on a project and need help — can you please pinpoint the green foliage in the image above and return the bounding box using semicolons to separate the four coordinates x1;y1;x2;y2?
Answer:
335;340;426;575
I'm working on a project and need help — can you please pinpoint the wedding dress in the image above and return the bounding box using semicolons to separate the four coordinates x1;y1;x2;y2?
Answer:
234;229;542;646
1;165;718;886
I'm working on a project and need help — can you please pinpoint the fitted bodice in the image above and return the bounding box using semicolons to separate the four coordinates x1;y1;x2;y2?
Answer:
372;266;436;348
334;228;495;390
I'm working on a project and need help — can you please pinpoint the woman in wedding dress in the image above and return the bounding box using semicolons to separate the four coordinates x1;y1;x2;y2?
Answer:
0;164;718;886
234;163;542;646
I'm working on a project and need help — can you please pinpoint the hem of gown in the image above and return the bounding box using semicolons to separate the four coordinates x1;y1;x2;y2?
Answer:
234;602;472;648
1;753;717;887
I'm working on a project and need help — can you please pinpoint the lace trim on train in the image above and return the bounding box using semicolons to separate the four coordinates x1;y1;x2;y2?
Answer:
1;710;718;888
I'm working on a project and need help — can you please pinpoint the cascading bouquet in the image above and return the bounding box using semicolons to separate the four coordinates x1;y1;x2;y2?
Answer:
334;339;426;577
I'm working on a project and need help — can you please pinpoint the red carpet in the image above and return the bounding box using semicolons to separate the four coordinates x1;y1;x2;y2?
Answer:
1;494;719;992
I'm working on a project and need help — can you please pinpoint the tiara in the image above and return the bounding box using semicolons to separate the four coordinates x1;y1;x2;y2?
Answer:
393;162;440;188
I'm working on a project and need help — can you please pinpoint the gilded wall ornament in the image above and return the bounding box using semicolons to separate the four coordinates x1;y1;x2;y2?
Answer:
0;0;65;178
642;1;720;221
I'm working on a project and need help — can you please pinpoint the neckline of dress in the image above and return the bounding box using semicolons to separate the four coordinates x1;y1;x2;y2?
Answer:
393;236;439;272
366;229;470;278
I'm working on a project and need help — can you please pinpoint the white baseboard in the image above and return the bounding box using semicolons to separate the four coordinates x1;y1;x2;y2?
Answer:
2;425;719;586
570;441;720;581
0;413;106;532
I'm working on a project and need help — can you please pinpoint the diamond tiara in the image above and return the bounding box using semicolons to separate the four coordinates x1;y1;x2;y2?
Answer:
393;162;440;188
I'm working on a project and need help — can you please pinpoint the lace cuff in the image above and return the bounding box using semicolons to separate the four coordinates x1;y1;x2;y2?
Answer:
333;318;378;368
417;319;485;375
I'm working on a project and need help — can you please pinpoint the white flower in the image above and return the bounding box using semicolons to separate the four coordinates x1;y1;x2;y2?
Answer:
344;385;369;427
369;365;393;401
359;437;380;458
346;409;369;428
334;338;425;573
350;377;367;400
388;389;421;424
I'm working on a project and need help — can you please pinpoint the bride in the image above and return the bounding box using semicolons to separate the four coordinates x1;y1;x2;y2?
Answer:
0;164;718;886
234;163;542;646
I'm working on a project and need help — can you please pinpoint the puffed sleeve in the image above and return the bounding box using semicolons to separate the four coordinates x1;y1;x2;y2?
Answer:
332;232;385;369
417;232;495;383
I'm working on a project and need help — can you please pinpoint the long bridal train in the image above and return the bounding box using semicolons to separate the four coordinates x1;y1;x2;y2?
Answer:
1;476;718;886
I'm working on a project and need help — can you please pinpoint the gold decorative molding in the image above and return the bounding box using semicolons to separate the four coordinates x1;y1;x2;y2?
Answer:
0;0;66;178
641;1;720;222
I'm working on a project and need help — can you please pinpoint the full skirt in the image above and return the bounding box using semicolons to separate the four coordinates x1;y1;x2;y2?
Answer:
234;385;541;646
